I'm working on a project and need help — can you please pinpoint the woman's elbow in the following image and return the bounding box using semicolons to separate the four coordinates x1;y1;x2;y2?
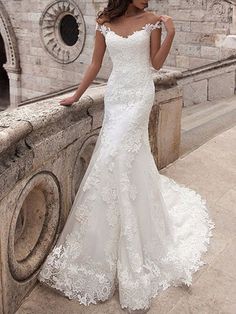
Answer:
151;61;162;70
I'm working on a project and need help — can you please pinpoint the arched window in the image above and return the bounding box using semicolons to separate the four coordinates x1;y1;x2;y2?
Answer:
0;32;9;110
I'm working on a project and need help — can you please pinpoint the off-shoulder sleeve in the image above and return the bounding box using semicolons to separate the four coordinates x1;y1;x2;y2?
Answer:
143;20;162;34
95;22;107;37
151;20;162;30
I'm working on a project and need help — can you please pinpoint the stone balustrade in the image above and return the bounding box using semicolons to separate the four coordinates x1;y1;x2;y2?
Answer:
0;69;182;314
178;56;236;106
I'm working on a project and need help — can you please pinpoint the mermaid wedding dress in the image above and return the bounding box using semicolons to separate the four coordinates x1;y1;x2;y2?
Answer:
38;20;215;311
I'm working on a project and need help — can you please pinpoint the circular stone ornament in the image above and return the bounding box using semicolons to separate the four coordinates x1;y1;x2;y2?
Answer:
8;172;61;281
39;0;86;64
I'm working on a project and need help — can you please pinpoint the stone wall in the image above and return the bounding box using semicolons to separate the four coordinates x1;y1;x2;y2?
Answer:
0;0;111;106
0;70;182;314
1;0;235;109
151;0;235;69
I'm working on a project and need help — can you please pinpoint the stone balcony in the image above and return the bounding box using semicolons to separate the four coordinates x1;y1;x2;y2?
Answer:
0;69;183;314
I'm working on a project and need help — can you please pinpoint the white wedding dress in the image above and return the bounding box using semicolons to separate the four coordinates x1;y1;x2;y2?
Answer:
38;20;215;311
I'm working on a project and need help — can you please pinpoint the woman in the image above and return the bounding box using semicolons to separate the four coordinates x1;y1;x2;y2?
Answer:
38;1;215;313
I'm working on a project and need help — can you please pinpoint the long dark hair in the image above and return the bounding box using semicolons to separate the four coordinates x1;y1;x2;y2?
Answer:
96;0;132;24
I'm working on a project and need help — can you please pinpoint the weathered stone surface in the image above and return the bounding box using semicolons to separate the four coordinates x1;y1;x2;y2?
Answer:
183;79;208;106
188;57;216;69
201;46;220;60
152;0;233;70
178;57;236;105
208;71;235;101
0;0;113;109
176;55;190;69
178;44;201;58
156;96;183;168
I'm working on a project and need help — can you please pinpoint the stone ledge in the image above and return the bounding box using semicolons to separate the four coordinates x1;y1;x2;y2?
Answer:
177;56;236;106
0;69;183;313
0;68;182;159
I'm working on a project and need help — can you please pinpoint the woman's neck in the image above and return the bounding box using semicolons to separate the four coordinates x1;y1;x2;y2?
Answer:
124;5;144;18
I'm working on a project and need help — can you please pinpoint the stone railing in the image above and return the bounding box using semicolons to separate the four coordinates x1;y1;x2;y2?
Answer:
0;69;182;314
178;56;236;106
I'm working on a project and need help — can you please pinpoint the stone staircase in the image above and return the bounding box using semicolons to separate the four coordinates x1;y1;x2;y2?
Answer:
180;95;236;156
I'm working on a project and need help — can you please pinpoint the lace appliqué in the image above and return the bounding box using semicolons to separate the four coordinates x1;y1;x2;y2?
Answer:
95;20;162;38
95;22;109;37
143;20;162;32
38;241;117;305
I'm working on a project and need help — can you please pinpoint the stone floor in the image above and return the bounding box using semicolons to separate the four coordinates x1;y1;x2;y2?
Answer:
16;100;236;314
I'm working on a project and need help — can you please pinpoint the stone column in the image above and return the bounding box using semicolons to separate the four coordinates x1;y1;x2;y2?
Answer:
3;64;21;108
230;3;236;34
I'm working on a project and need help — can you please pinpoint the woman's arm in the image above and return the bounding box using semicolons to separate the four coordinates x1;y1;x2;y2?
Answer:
60;25;106;106
150;15;175;70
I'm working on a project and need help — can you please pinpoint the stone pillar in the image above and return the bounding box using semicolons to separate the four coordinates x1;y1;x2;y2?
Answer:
3;64;21;108
154;86;182;169
149;71;183;169
230;4;236;34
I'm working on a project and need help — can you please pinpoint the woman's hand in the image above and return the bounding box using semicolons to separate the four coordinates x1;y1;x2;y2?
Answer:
59;95;78;106
159;15;175;36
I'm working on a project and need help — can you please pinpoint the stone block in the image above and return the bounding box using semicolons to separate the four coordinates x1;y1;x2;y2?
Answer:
201;46;220;60
180;0;207;9
178;44;201;57
189;57;216;69
190;9;206;21
168;9;191;21
169;0;181;6
214;22;231;34
173;32;187;44
176;55;190;69
182;79;208;106
184;32;202;44
208;71;235;101
191;21;215;33
174;21;191;32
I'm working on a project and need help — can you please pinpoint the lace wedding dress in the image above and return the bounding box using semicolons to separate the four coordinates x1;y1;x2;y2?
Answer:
38;20;215;311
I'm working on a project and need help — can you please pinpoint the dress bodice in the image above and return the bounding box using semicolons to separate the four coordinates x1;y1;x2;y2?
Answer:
95;21;162;74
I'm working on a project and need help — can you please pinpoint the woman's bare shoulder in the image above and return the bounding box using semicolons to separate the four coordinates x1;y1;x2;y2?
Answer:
144;11;162;24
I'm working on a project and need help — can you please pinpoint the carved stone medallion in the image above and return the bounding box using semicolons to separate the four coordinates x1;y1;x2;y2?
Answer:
210;1;226;16
39;0;86;64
